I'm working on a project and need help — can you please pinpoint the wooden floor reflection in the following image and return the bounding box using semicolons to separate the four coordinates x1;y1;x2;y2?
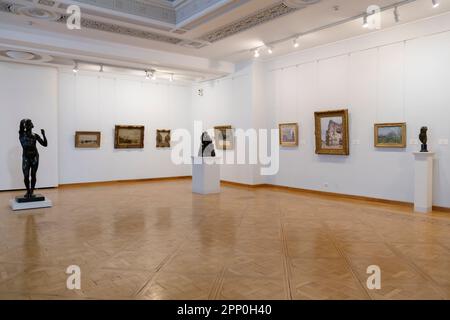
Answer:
0;180;449;300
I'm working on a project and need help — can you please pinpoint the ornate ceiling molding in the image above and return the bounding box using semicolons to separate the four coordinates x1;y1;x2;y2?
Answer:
199;2;298;43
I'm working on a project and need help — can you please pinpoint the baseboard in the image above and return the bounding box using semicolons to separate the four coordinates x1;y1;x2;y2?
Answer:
58;176;191;188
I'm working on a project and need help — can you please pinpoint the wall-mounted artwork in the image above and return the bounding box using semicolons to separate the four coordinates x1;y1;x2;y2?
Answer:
374;123;406;148
314;109;349;155
114;125;144;149
75;131;101;148
214;125;234;150
279;123;298;147
156;129;171;148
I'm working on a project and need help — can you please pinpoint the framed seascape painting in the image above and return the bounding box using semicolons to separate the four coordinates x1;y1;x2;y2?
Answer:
114;125;145;149
314;109;349;155
75;131;101;148
214;125;234;150
156;129;171;148
374;123;406;148
279;123;299;147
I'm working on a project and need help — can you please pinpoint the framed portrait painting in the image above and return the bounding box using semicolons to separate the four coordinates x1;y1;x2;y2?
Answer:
279;123;298;147
75;131;101;148
314;109;349;155
156;129;171;148
114;125;145;149
214;125;234;150
374;123;406;148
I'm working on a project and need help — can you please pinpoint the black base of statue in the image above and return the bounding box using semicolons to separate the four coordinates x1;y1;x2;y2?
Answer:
15;194;45;203
420;144;428;153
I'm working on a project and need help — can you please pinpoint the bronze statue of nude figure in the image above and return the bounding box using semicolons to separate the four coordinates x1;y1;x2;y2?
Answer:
19;119;48;199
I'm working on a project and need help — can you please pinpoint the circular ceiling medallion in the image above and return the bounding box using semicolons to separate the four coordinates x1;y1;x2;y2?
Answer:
10;5;61;21
283;0;321;9
0;50;53;63
5;51;35;60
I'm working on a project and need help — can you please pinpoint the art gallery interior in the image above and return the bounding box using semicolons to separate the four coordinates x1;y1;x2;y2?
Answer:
0;0;450;301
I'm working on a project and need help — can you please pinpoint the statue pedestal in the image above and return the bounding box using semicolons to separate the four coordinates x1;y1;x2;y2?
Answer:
413;152;435;213
10;194;52;211
191;157;221;195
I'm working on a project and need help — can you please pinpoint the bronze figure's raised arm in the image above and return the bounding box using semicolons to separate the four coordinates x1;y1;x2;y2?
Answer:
19;119;48;199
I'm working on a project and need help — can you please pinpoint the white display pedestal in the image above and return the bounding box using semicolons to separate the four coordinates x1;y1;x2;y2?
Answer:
413;152;435;213
192;157;220;194
10;198;52;212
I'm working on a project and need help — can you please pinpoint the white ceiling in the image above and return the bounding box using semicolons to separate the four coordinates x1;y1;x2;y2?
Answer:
0;0;449;78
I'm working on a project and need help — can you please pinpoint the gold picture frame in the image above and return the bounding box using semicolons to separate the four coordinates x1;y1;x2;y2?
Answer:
279;123;299;147
75;131;101;148
114;125;145;149
214;125;234;150
156;129;171;148
314;109;349;155
374;123;407;148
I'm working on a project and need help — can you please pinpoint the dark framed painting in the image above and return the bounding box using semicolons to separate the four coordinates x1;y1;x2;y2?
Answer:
156;129;171;148
114;125;144;149
374;123;406;148
75;131;101;148
279;123;299;147
214;125;234;150
314;109;349;155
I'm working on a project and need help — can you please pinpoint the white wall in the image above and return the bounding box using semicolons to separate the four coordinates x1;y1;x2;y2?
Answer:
58;71;192;184
264;14;450;208
192;63;255;185
0;62;58;191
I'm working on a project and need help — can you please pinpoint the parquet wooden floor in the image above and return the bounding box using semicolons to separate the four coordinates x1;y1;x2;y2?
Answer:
0;179;450;300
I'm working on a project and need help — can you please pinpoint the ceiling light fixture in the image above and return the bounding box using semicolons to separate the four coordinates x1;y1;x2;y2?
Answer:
253;49;260;58
151;70;156;81
362;15;369;28
293;38;299;48
73;61;79;73
432;0;440;8
267;46;273;54
99;64;104;73
145;70;150;80
394;6;400;23
169;74;174;82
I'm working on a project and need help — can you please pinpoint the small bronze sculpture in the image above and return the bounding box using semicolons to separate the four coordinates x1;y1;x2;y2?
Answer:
419;126;428;152
198;132;216;157
19;119;48;201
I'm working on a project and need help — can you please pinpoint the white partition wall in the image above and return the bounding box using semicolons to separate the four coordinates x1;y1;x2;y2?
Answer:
0;62;58;191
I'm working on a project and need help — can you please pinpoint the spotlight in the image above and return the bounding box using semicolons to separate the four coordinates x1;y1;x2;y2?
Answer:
99;64;104;73
432;0;440;8
394;6;400;23
267;46;273;54
73;62;79;73
253;49;260;58
151;71;156;81
145;70;150;80
169;74;174;82
293;38;299;48
363;15;369;28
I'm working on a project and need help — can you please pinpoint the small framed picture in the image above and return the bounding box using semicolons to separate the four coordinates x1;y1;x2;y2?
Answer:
279;123;299;147
75;131;101;148
214;125;234;150
156;129;171;148
114;125;145;149
314;109;349;155
374;123;407;148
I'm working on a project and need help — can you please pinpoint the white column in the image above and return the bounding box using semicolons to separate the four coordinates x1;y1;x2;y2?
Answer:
413;152;435;213
191;157;221;194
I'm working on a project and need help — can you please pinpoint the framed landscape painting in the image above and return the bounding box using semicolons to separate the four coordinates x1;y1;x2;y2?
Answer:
214;125;234;150
75;131;101;148
314;109;349;155
156;129;171;148
279;123;298;147
114;125;145;149
374;123;406;148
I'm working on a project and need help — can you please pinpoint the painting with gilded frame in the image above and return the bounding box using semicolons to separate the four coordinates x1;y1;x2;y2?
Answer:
314;109;349;155
374;123;407;148
114;125;145;149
